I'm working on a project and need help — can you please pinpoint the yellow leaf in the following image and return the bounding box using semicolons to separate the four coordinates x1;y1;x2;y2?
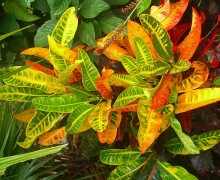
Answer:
150;0;170;22
14;108;36;123
77;116;92;133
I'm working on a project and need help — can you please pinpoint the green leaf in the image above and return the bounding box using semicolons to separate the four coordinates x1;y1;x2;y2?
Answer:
139;14;173;61
34;20;57;47
51;0;72;16
213;77;220;85
168;86;178;103
137;0;152;16
0;144;67;175
103;0;130;5
65;86;92;97
0;85;47;102
108;157;146;180
157;160;198;180
57;60;82;85
17;136;36;149
4;0;40;22
162;104;174;117
110;74;140;86
78;21;96;47
113;86;146;108
80;0;110;18
97;10;124;34
26;110;63;137
0;14;20;34
32;0;50;13
52;7;78;46
166;130;220;155
66;104;94;134
170;60;191;74
79;49;100;91
32;94;92;113
100;147;141;165
121;55;138;75
168;114;199;154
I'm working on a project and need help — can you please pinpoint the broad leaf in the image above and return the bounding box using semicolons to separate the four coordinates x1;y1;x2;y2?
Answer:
137;0;152;16
140;14;173;61
213;77;220;85
109;74;140;87
150;0;170;22
66;104;94;134
26;110;63;137
38;126;67;146
177;61;209;92
103;0;130;5
79;49;100;91
168;114;199;154
0;85;47;102
14;108;36;123
169;59;191;74
51;0;72;16
32;94;92;113
121;55;138;75
100;147;141;165
175;88;220;114
108;157;146;180
157;160;198;180
112;101;138;112
52;7;78;46
66;86;92;97
113;86;146;108
89;101;111;132
166;130;220;155
177;7;201;61
17;136;36;149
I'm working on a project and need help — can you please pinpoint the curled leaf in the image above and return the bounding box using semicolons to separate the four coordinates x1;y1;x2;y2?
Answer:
150;0;170;22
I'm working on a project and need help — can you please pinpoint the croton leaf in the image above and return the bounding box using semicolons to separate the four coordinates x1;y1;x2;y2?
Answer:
112;101;138;112
89;100;111;132
38;126;67;146
168;114;199;154
0;85;47;102
98;111;122;144
14;108;36;123
177;61;209;92
66;86;92;98
26;110;63;137
157;160;198;180
139;14;173;61
79;49;100;91
175;88;220;114
52;7;78;46
138;98;162;153
127;20;159;60
169;59;191;74
113;86;146;108
17;136;36;149
108;157;146;179
180;111;192;133
166;130;220;155
109;74;140;87
161;0;189;30
66;104;94;134
150;0;170;22
100;146;141;165
77;116;92;133
121;55;138;75
137;0;152;16
32;94;92;113
177;7;201;61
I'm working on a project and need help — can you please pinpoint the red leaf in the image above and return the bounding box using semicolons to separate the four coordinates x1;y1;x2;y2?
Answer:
180;111;192;133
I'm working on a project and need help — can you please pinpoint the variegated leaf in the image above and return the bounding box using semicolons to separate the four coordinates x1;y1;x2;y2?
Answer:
66;86;92;97
17;136;36;149
109;74;140;87
14;108;36;123
170;59;191;74
150;0;170;22
121;55;138;75
111;101;138;112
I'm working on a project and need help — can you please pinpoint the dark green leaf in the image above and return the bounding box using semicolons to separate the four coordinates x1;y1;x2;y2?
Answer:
32;0;50;12
213;77;220;85
51;0;72;16
103;0;130;5
137;0;152;16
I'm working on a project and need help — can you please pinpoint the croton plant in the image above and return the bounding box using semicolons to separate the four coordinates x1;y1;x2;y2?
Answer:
1;0;220;179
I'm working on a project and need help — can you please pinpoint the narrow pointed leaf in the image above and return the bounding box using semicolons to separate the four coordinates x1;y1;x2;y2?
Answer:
79;49;100;91
175;88;220;114
52;7;78;46
38;126;67;146
113;86;146;108
150;0;170;22
14;108;36;123
140;14;173;61
177;61;209;92
66;104;94;134
89;101;111;132
100;147;141;165
26;110;63;137
157;160;198;180
170;59;191;74
177;8;201;61
121;55;138;75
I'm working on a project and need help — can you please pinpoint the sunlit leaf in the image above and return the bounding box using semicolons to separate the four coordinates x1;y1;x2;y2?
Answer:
14;108;36;123
150;0;170;22
100;147;141;165
77;116;92;133
140;14;173;61
89;100;111;132
38;126;67;146
121;55;138;75
169;59;191;74
109;74;140;87
112;101;138;112
177;7;201;61
17;136;36;149
137;0;152;16
66;86;92;97
66;104;94;134
157;160;198;180
177;61;209;92
175;88;220;114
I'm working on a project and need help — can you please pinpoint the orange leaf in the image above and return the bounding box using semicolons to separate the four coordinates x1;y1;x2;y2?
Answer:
96;69;114;100
177;61;209;92
21;47;51;63
38;126;67;146
150;0;170;22
98;111;122;144
77;116;92;133
111;101;138;112
26;60;56;77
14;108;36;123
177;7;201;61
151;74;179;109
127;20;160;60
